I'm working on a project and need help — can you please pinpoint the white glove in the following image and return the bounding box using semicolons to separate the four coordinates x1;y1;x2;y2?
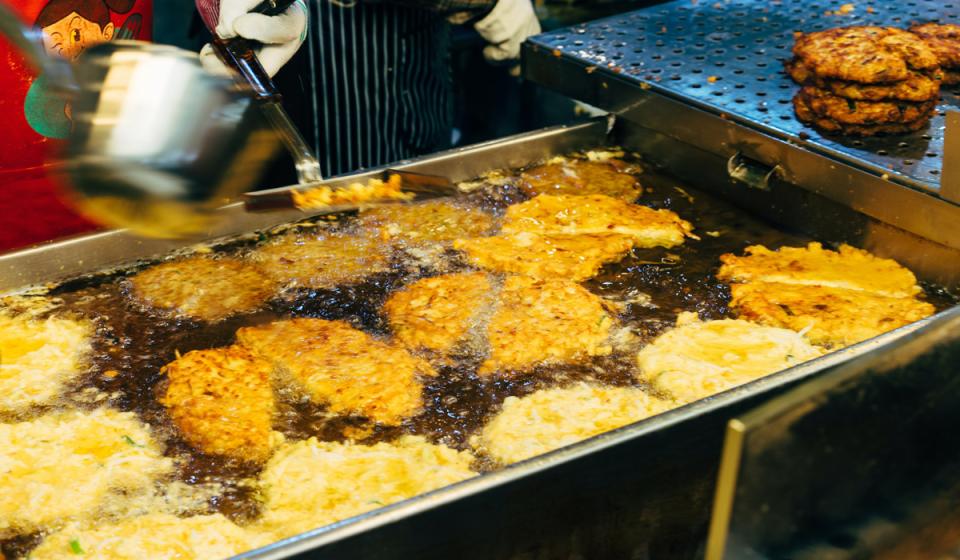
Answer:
474;0;541;67
200;0;308;78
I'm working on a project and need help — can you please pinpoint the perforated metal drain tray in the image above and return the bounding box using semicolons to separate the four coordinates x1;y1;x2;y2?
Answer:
524;0;959;198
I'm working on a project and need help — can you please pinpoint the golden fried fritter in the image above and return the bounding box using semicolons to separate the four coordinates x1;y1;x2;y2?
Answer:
0;409;173;538
159;346;279;463
520;159;642;201
236;319;436;425
502;194;695;248
31;514;269;560
249;231;391;290
717;242;923;298
455;233;635;282
256;436;476;540
480;275;614;375
946;69;960;86
793;94;932;136
356;201;495;247
384;272;495;354
129;257;275;322
729;282;935;348
786;58;941;101
797;86;936;125
910;23;960;71
636;313;823;404
471;383;675;464
0;312;91;415
793;26;940;83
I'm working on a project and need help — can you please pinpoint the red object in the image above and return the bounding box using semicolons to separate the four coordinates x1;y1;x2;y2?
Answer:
0;0;153;253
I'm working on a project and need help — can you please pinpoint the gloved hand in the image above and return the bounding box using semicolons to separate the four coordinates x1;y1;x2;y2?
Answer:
473;0;541;72
200;0;308;78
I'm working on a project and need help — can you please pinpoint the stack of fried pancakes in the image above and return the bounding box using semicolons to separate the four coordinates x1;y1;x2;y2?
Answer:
910;23;960;86
787;26;942;136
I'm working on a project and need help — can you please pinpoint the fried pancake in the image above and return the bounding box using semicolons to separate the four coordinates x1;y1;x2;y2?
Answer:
384;272;495;354
454;232;636;281
480;275;614;375
945;69;960;86
471;383;675;464
729;282;935;348
159;346;279;463
785;58;941;102
236;319;436;425
257;436;476;539
636;313;823;404
0;409;173;538
249;231;391;290
718;242;923;298
794;26;940;83
129;257;275;322
0;312;91;415
520;159;642;201
501;194;695;248
793;93;932;136
797;86;937;125
31;514;268;560
356;201;495;247
910;23;960;70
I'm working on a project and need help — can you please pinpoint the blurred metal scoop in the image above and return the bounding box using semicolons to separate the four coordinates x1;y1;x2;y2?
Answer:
0;5;278;238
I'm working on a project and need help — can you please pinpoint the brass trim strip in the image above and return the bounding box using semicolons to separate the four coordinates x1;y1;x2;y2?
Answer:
705;418;747;560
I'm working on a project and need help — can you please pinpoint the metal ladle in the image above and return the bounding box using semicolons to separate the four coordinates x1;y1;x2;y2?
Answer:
0;5;279;238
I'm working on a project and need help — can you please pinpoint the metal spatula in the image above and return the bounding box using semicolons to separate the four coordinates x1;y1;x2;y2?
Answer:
196;0;324;184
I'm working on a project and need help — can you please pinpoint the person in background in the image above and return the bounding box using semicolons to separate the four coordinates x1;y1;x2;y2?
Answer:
202;0;540;177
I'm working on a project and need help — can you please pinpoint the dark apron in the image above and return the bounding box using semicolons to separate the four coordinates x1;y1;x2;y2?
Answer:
276;0;453;178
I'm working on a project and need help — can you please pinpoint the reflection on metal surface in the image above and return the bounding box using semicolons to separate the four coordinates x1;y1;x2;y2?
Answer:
941;111;960;204
526;0;959;195
706;418;745;560
706;307;960;559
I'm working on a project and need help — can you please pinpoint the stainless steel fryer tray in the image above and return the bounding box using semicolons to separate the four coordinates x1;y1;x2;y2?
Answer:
524;0;960;198
2;117;958;560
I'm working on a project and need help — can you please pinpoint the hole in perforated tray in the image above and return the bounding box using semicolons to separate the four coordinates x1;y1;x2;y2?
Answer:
927;152;939;157
931;169;941;175
877;149;889;156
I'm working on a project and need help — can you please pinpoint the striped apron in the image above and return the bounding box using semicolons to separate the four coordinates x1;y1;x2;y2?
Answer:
287;0;453;177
